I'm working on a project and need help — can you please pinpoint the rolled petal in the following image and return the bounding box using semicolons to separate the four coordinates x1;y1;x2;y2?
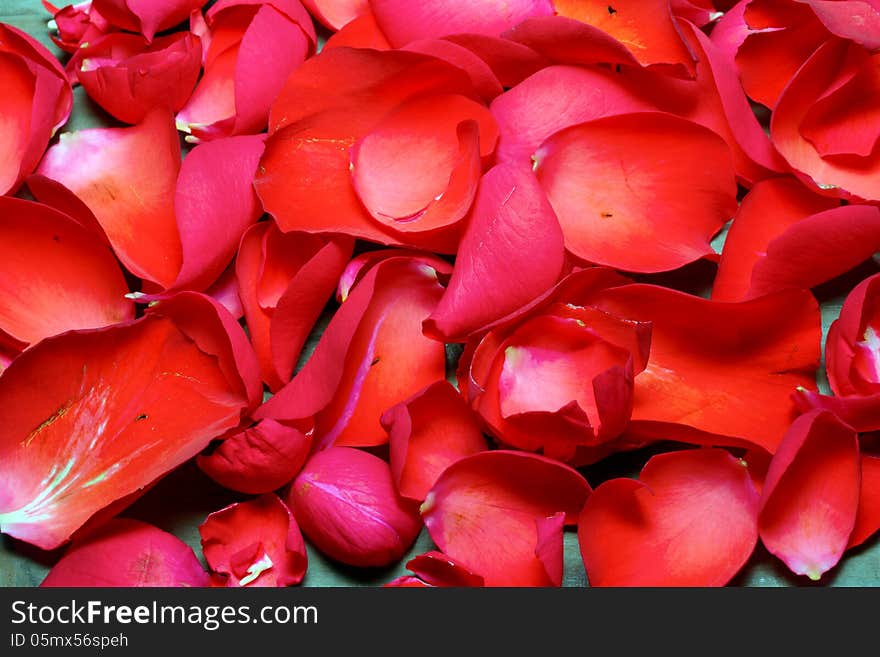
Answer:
36;110;182;288
93;0;206;40
197;419;311;494
578;448;760;586
382;380;487;501
0;197;133;347
0;315;247;550
398;551;485;587
287;447;422;567
45;0;116;53
421;450;591;586
199;494;307;587
759;410;860;580
424;163;565;341
42;519;210;587
533;112;738;273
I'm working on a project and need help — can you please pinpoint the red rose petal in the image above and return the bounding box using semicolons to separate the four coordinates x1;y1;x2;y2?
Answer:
0;197;133;347
0;315;246;550
25;173;112;244
301;0;368;29
287;447;422;567
403;39;504;102
849;454;880;549
93;0;206;40
578;448;759;586
200;494;307;587
421;450;590;587
801;0;880;50
443;33;548;88
424;163;565;342
382;380;487;501
323;10;391;50
792;390;880;433
42;519;209;587
400;550;485;587
759;410;860;580
533;112;738;273
197;419;311;494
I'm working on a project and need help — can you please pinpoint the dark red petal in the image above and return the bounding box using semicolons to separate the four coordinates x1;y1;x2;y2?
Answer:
534;112;738;273
792;389;880;433
370;0;554;47
382;380;487;501
197;419;311;494
849;454;880;549
579;448;759;586
42;519;209;587
403;550;485;587
421;450;591;586
759;410;860;580
424;163;565;341
200;494;307;587
36;110;182;288
287;447;422;567
0;197;132;347
0;316;246;550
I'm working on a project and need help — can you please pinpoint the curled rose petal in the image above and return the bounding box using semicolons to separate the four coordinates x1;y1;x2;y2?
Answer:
287;447;422;567
533;112;738;273
42;519;209;587
44;0;115;53
424;163;565;342
301;0;368;29
394;551;485;587
382;380;487;501
197;419;311;494
258;256;449;448
0;197;133;348
200;494;307;587
421;450;591;587
93;0;206;40
73;32;201;124
759;410;860;580
0;315;248;550
578;448;760;586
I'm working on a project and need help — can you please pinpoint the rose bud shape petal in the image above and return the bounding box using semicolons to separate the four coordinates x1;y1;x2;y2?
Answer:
176;0;316;142
759;410;860;581
421;450;591;587
197;419;312;494
287;447;422;567
257;255;449;449
200;494;307;587
72;32;202;125
42;519;210;587
370;0;555;47
237;221;353;391
578;448;760;586
92;0;206;40
301;0;368;29
0;197;133;351
44;1;116;53
0;22;73;196
0;313;249;550
381;380;487;501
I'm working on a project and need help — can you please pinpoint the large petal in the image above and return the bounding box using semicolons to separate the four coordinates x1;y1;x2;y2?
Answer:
758;410;860;580
93;0;206;40
421;450;591;586
800;0;880;50
578;448;760;586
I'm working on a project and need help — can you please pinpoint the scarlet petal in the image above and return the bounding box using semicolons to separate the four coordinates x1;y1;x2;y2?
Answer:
402;550;485;587
370;0;554;47
424;163;565;341
421;450;591;586
0;197;133;347
42;519;209;587
403;39;504;102
37;110;182;288
323;10;391;50
287;447;422;567
93;0;206;40
850;455;880;549
382;380;487;501
443;33;548;88
0;316;246;550
200;494;307;587
578;449;759;586
301;0;368;29
759;410;860;580
197;419;311;494
801;0;880;50
534;112;738;273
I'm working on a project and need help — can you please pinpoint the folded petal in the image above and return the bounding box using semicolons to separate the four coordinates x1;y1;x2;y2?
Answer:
287;447;422;567
578;448;760;586
0;197;133;347
397;550;485;587
421;450;591;586
424;163;565;341
849;454;880;549
800;0;880;50
443;33;548;88
0;315;247;550
37;110;182;288
759;409;860;580
197;419;311;494
323;10;391;49
301;0;368;29
403;39;503;102
382;380;487;501
200;493;307;587
93;0;206;40
533;112;738;273
42;519;210;587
